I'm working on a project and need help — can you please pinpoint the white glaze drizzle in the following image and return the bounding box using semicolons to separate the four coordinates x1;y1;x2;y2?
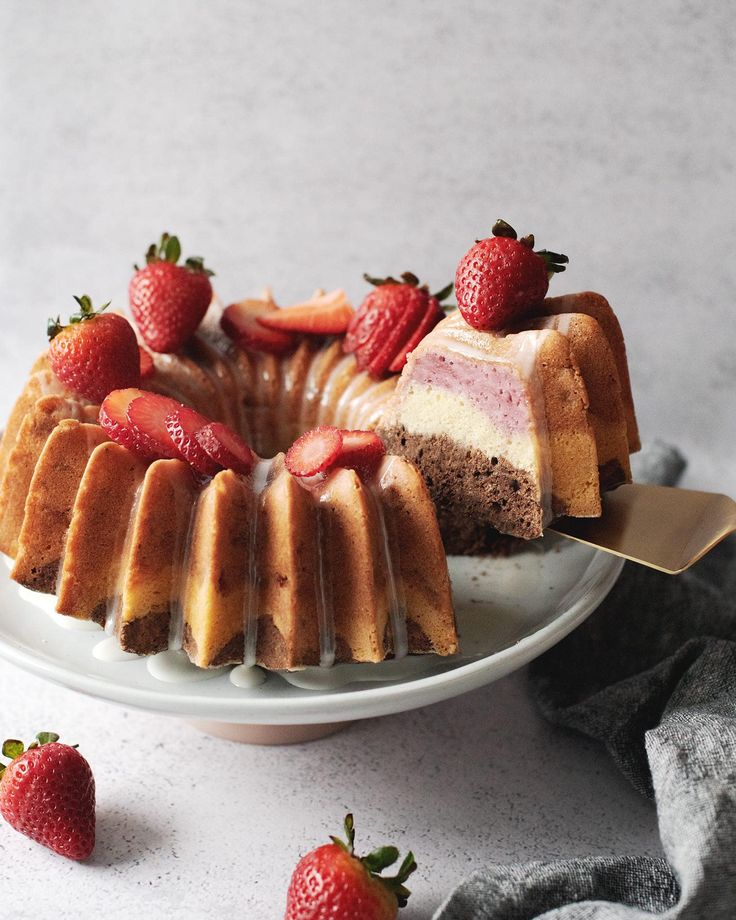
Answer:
229;663;267;688
147;649;227;683
242;458;272;667
371;458;409;660
314;497;336;668
172;491;205;651
93;636;139;662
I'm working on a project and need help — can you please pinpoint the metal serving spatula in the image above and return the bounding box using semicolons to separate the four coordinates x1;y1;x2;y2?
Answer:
549;483;736;574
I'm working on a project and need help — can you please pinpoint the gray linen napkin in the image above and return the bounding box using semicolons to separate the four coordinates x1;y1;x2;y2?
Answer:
434;443;736;919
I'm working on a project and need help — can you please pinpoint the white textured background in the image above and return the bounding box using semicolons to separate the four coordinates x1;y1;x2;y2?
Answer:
0;2;734;918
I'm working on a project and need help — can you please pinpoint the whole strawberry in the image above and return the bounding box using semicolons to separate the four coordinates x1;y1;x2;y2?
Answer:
0;732;95;861
344;272;451;377
48;295;141;403
129;232;214;353
285;813;416;920
455;219;568;331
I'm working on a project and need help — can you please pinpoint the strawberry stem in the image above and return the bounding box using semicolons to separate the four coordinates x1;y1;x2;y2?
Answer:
136;233;215;277
490;219;569;274
492;218;518;239
0;732;62;777
47;296;111;340
330;814;417;909
537;249;569;274
433;281;454;302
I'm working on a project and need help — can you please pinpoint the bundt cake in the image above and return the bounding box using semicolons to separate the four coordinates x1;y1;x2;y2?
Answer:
0;364;457;669
377;292;639;541
0;224;640;676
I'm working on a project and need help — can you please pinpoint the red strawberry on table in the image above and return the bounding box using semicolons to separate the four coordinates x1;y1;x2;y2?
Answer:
285;813;416;920
0;732;95;861
455;218;568;331
258;289;354;335
129;232;214;353
47;296;141;403
344;272;450;377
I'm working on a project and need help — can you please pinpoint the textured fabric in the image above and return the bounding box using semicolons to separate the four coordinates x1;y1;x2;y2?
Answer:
435;444;736;919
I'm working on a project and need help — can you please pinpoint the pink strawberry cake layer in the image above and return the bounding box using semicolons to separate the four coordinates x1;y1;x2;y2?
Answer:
379;311;555;540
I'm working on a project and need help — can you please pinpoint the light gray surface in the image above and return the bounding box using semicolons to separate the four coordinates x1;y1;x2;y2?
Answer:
0;2;734;917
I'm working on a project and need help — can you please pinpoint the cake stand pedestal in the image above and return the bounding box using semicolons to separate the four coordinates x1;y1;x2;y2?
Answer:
187;719;354;745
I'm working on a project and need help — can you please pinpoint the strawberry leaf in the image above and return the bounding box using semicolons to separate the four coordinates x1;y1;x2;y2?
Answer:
492;218;518;239
537;248;569;274
36;732;60;746
361;846;399;873
164;235;181;264
1;739;24;759
433;281;454;302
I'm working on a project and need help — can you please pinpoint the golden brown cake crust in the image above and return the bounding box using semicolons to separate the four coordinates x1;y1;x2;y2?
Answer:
542;292;640;452
0;395;98;557
56;442;147;622
11;420;107;592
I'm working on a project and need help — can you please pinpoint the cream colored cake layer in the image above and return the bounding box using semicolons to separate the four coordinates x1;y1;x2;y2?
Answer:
393;383;544;497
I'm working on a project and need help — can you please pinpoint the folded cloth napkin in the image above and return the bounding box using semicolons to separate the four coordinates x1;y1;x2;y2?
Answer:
434;443;736;919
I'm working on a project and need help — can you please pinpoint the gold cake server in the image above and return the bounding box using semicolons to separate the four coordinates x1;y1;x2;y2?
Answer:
549;483;736;574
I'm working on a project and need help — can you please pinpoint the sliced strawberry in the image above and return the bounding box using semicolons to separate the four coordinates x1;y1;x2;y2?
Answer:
338;430;386;478
285;426;343;478
387;300;444;372
165;406;222;476
221;302;297;356
257;290;353;334
196;422;256;475
127;392;184;460
99;388;157;459
139;346;155;381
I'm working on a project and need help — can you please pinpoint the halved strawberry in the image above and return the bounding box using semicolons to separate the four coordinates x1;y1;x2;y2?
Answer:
257;290;353;335
221;302;297;356
285;426;344;478
127;392;184;460
338;430;386;478
139;346;155;381
387;299;444;372
99;388;157;459
195;422;256;475
165;406;222;476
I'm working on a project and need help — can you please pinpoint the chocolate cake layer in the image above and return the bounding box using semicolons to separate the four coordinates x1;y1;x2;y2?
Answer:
382;426;545;541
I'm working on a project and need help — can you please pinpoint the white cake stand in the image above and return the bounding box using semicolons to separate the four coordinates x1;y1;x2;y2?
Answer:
0;535;623;743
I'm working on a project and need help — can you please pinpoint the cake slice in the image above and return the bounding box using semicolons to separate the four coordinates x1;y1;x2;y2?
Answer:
379;310;600;539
